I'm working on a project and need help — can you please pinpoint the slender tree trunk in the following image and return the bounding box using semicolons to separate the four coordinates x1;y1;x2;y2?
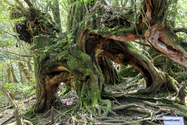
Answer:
18;62;31;85
51;0;62;34
6;64;12;83
10;63;18;83
18;62;24;83
27;57;33;73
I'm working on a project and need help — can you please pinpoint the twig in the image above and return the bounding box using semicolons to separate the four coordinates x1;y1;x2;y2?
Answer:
23;119;33;125
44;1;51;12
23;0;33;8
132;40;151;47
4;51;33;57
140;49;154;64
89;2;101;14
51;106;54;124
4;0;14;7
173;28;187;34
14;0;28;17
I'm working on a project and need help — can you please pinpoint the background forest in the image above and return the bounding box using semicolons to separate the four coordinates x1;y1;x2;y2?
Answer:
0;0;187;124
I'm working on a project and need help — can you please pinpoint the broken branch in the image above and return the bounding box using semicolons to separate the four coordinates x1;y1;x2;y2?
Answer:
173;28;187;34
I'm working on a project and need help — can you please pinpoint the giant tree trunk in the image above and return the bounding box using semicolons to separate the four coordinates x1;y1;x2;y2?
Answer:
11;0;187;115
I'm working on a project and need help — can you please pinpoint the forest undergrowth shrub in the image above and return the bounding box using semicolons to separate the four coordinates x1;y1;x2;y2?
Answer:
0;82;36;106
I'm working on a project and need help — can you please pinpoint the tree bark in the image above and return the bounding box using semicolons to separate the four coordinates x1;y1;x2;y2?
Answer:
18;62;31;85
99;56;123;84
10;63;19;83
18;62;24;83
11;0;187;114
6;64;12;83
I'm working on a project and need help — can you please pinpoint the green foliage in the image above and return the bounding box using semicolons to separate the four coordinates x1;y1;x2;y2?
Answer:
119;65;139;77
176;72;187;83
3;82;36;99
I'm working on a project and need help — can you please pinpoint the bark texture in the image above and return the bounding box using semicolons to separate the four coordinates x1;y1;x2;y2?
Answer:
11;0;187;114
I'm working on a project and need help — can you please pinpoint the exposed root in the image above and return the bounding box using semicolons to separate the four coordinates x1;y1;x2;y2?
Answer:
144;120;159;125
38;89;187;125
112;104;152;115
99;98;116;117
164;74;186;105
144;101;187;118
120;72;186;105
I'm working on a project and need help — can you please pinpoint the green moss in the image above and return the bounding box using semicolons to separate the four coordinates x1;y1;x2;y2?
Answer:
165;28;180;45
176;72;187;83
120;66;139;77
40;75;45;81
91;14;97;30
95;23;135;37
139;23;148;35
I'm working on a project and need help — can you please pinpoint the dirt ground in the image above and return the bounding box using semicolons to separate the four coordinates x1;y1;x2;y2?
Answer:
1;76;187;125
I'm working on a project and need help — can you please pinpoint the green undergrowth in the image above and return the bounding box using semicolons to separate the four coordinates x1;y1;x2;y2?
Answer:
24;112;44;125
119;66;139;77
0;82;36;107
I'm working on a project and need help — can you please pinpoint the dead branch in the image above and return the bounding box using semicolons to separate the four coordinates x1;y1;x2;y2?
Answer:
14;0;28;17
23;0;33;8
23;119;33;125
4;51;33;57
112;104;138;111
89;2;101;14
44;1;51;12
0;96;36;112
127;107;152;114
0;105;13;112
4;0;14;7
132;40;151;47
112;103;152;114
173;28;187;34
4;0;21;13
1;87;23;125
144;121;159;125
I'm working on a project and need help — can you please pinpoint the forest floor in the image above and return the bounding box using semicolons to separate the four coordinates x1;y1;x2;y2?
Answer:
0;75;187;125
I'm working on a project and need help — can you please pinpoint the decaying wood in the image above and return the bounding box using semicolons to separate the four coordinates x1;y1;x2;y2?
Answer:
144;24;187;67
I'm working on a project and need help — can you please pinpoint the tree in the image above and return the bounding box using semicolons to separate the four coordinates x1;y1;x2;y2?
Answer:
8;0;187;117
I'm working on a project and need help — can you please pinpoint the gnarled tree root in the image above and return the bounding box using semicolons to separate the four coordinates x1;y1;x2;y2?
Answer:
112;104;152;114
123;72;186;105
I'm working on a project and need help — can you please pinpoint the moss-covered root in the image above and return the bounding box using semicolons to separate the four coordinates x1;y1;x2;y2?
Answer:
125;80;163;95
100;103;155;123
112;104;152;115
61;97;115;120
164;74;186;105
98;98;116;118
83;97;116;119
125;71;186;105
